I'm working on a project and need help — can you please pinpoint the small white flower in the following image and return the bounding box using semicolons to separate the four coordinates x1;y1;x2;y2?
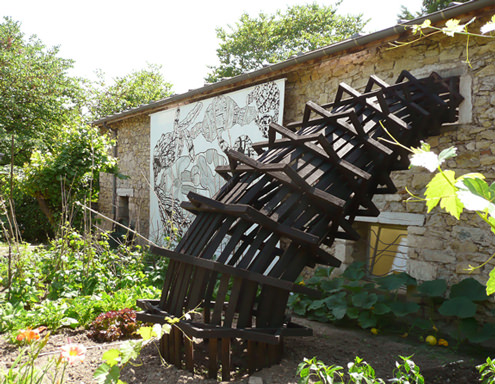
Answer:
481;15;495;34
410;151;443;172
442;19;464;36
481;22;495;34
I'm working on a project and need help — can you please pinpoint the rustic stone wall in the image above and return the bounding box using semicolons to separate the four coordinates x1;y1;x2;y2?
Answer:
99;115;151;238
280;15;495;286
99;12;495;285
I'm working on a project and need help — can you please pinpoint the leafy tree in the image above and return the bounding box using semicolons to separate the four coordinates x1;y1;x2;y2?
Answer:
22;121;119;228
88;63;173;120
398;0;469;21
0;17;83;167
205;3;367;83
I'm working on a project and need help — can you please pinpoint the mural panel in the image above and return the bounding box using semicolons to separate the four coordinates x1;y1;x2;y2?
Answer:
149;79;286;245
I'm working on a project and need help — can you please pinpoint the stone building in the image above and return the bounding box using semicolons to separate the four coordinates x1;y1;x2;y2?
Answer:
94;0;495;287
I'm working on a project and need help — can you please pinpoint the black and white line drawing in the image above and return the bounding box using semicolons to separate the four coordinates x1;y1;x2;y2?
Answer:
150;80;284;243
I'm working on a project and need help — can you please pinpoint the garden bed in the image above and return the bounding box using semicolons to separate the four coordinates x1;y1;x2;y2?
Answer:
0;316;488;383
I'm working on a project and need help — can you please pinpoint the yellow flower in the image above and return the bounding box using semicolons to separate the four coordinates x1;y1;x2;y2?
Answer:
298;280;305;286
370;328;379;335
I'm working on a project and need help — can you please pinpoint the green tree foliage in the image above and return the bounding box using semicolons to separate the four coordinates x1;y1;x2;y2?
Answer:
205;3;367;83
0;18;175;238
88;63;173;120
22;121;118;228
0;17;82;166
398;0;469;21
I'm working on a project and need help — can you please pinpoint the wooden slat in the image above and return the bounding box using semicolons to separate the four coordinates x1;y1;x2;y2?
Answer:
183;192;320;246
173;326;182;368
221;338;231;381
223;277;243;328
208;338;218;379
211;274;230;325
151;246;321;297
184;336;194;372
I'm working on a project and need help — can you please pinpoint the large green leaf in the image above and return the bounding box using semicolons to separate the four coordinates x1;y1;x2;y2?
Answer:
102;349;120;367
470;323;495;343
346;306;360;319
308;298;327;311
320;278;344;293
351;292;378;309
487;268;495;296
450;278;488;302
372;302;391;315
389;301;420;317
343;262;366;281
417;279;447;297
375;273;416;291
438;297;477;318
425;170;463;219
93;363;121;384
358;311;377;328
323;291;347;309
332;304;347;320
412;318;432;330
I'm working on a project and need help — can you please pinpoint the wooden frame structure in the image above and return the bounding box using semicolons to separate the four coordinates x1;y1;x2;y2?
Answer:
137;71;463;380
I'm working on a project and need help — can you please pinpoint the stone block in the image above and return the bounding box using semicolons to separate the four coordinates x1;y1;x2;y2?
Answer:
456;262;480;275
421;249;456;264
407;259;438;281
453;226;495;247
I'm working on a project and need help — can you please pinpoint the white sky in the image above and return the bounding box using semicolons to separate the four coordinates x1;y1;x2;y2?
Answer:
1;0;422;94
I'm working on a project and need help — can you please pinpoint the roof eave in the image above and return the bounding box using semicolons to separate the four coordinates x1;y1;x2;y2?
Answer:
93;0;494;127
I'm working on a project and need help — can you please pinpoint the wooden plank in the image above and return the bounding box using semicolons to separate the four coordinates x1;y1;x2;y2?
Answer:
170;263;194;316
211;274;230;325
237;280;258;328
223;277;243;328
161;333;170;362
151;246;321;297
184;336;194;372
159;259;177;308
221;338;231;381
268;343;281;366
173;326;182;369
248;340;256;373
183;192;320;246
185;267;209;310
257;342;268;368
208;338;218;379
164;261;186;312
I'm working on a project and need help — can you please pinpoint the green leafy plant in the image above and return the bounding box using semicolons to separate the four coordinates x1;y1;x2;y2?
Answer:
88;308;140;342
478;357;495;384
94;321;177;384
297;357;344;384
297;355;424;384
288;262;418;330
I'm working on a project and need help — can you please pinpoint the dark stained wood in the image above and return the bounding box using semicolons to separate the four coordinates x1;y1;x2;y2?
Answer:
173;326;182;369
184;336;194;372
208;338;218;379
221;338;231;381
137;72;464;379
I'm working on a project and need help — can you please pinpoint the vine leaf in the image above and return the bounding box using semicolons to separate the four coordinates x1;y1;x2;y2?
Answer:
424;170;463;219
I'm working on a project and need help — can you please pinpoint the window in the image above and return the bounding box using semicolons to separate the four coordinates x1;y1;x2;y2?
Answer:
117;195;129;224
367;224;408;276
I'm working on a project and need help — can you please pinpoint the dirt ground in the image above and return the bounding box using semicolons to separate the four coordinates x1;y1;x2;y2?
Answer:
0;316;489;383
